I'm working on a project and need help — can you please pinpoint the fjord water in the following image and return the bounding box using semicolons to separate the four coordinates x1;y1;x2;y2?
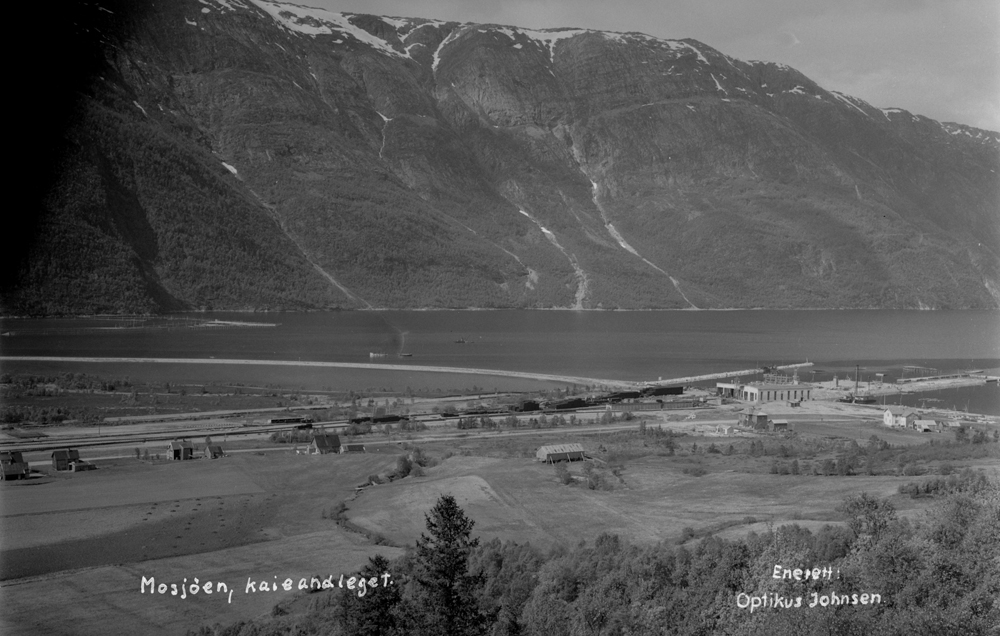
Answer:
3;310;997;383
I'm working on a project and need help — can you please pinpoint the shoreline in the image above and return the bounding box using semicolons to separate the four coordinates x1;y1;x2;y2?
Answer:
0;356;635;389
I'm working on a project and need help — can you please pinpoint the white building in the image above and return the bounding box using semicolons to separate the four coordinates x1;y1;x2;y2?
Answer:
883;407;918;428
739;383;812;403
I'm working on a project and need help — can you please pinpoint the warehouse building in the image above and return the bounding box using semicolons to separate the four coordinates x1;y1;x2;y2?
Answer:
536;443;586;463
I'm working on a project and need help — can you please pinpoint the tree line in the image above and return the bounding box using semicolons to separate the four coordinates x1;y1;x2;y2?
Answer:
194;475;999;636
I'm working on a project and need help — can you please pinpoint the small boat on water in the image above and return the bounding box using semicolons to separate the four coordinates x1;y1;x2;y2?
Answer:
369;352;387;358
454;338;467;344
398;353;413;358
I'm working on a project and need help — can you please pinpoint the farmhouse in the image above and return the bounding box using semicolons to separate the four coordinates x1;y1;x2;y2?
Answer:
52;449;81;471
310;434;341;455
1;451;30;480
883;407;918;428
204;445;225;459
340;443;366;453
167;440;194;460
536;443;585;463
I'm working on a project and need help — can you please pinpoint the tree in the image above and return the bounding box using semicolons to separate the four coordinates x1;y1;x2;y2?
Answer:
411;495;493;635
838;492;896;545
338;554;402;636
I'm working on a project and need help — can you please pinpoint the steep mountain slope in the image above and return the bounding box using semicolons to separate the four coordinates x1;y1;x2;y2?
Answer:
4;0;998;314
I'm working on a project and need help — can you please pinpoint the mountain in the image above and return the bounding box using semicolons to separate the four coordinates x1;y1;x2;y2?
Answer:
4;0;999;314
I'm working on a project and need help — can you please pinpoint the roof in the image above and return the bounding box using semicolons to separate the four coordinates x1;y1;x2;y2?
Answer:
206;445;224;452
312;434;340;449
537;443;585;455
167;440;193;449
771;419;789;424
885;407;917;416
52;449;80;459
747;383;811;390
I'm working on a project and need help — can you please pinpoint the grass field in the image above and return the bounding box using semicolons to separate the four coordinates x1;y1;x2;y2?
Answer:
1;395;997;635
0;451;403;636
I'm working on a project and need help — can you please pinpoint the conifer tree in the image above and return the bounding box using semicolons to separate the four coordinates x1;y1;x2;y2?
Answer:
411;495;492;635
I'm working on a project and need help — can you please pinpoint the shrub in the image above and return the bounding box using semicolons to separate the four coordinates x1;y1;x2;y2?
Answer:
554;462;572;485
394;455;412;479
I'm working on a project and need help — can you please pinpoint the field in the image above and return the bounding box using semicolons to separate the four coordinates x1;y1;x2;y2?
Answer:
0;452;404;636
2;377;998;635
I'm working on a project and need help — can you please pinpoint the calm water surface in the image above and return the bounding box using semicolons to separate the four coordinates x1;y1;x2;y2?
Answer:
2;310;998;410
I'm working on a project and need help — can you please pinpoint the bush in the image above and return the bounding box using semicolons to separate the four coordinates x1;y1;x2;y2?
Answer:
554;462;572;485
394;455;412;479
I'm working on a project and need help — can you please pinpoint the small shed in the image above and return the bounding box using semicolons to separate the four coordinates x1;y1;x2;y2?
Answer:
536;443;585;463
770;419;789;432
914;419;939;433
52;449;81;471
204;445;225;459
167;440;194;460
340;443;366;453
310;434;341;455
717;425;735;436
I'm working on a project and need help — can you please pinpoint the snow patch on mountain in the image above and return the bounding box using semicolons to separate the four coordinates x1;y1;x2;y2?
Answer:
249;1;408;57
710;74;726;94
433;27;465;71
200;0;242;11
830;91;872;118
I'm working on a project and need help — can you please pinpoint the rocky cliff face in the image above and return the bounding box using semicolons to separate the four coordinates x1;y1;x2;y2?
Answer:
5;0;999;313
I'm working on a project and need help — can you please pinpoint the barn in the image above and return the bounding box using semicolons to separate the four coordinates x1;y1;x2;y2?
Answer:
204;445;225;459
52;449;81;471
167;440;194;460
536;443;585;463
310;434;341;455
340;443;366;453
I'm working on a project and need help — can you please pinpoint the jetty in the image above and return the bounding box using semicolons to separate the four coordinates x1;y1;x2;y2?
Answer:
641;362;813;387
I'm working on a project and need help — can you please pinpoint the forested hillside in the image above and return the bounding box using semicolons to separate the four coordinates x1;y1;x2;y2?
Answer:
196;479;999;636
4;0;998;314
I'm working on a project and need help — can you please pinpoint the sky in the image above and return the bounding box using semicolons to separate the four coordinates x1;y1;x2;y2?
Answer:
303;0;1000;131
